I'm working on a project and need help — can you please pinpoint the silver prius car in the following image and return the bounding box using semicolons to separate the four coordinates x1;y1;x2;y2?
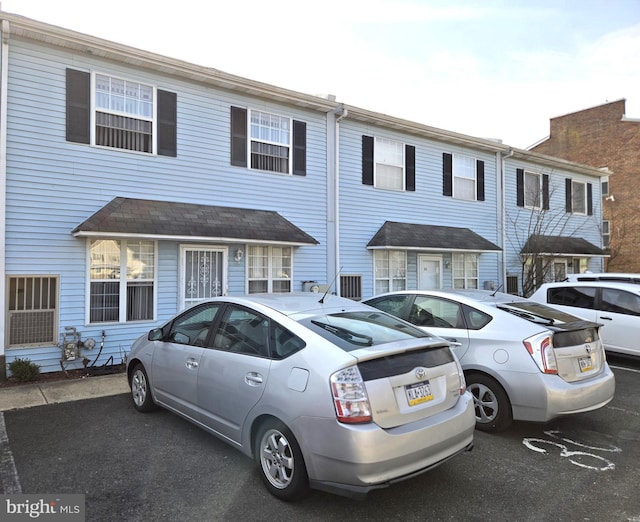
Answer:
364;290;616;432
127;293;475;501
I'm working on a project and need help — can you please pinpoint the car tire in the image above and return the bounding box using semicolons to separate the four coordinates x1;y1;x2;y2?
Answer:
466;372;512;432
129;363;157;413
254;419;310;501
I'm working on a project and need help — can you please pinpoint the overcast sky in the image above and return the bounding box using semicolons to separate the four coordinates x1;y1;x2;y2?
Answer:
3;0;639;149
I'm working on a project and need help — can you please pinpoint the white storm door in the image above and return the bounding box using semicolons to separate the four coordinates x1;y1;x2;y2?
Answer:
418;255;443;290
180;246;227;309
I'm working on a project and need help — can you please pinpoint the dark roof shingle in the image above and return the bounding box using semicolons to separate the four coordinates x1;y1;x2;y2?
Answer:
367;221;501;251
521;235;604;256
72;197;318;245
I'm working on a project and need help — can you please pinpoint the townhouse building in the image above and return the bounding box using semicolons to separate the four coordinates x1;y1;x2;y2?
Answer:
0;11;606;375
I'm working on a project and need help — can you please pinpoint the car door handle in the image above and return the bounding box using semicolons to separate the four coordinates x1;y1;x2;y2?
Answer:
185;358;199;369
245;372;263;385
445;337;462;347
600;316;613;321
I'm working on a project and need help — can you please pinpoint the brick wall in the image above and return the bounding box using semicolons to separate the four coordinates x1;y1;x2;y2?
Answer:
531;100;640;272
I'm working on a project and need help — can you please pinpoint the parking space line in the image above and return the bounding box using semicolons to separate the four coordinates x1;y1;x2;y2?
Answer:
0;413;22;494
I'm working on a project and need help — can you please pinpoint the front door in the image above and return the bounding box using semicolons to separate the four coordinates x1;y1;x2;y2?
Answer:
180;246;227;310
418;255;443;290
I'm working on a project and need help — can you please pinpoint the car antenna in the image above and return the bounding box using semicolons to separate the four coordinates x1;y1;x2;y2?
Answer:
319;267;343;304
490;283;504;297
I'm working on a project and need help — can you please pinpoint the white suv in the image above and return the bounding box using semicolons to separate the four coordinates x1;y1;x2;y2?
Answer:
529;281;640;357
565;273;640;284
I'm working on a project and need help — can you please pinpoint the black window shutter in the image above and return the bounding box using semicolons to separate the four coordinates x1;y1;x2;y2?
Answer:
230;106;247;167
66;68;90;144
565;178;573;213
362;135;374;185
157;90;177;157
476;160;485;201
516;168;524;207
405;145;415;191
292;120;306;176
542;174;550;210
587;183;593;215
442;153;453;196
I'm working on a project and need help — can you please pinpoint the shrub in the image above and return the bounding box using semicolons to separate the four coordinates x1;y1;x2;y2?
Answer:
8;357;41;382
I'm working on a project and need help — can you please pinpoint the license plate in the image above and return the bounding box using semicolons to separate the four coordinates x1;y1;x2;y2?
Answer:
405;381;434;406
578;355;593;372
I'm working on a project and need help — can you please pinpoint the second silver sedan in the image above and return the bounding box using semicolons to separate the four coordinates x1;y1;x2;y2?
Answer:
364;290;615;432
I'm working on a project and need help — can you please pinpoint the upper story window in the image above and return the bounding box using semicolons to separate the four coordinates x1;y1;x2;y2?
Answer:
442;153;485;201
230;107;306;175
516;169;549;210
94;74;153;152
601;176;609;197
374;137;405;190
250;110;290;173
525;171;542;208
565;178;593;215
362;136;415;191
571;180;587;214
66;69;176;156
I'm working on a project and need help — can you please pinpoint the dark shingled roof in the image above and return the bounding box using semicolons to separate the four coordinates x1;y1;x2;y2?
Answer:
71;197;319;245
521;235;604;256
367;221;501;251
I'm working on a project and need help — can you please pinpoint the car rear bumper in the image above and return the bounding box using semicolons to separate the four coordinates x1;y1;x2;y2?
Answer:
294;392;475;498
509;364;615;422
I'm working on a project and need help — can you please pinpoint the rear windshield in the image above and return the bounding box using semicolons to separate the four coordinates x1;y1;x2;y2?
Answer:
299;311;434;352
497;301;582;325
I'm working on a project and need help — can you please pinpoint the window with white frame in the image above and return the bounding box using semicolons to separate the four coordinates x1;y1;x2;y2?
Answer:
89;239;155;323
571;180;587;214
7;276;58;347
453;154;477;200
601;176;609;197
452;253;478;289
94;74;154;153
247;245;292;293
250;110;291;173
375;137;405;191
603;220;610;248
524;171;542;208
374;250;406;294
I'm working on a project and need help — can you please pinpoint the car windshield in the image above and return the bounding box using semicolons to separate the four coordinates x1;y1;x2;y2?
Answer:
300;311;434;352
497;301;582;325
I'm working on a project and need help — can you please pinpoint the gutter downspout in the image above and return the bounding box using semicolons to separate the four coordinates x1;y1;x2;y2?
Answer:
326;104;347;295
0;19;10;378
499;148;514;292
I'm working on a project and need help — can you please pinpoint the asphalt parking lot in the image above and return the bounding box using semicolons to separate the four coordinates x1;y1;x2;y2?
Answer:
1;355;639;521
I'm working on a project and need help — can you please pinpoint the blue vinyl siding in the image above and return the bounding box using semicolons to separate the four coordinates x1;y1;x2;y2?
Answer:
1;20;605;374
503;158;604;289
4;38;328;372
337;121;501;298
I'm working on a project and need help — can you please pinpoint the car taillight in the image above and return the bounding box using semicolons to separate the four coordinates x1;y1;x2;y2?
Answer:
454;355;467;395
330;366;372;424
524;332;558;374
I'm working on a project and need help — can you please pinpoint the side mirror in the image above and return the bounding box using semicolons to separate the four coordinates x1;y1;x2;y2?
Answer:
148;328;164;341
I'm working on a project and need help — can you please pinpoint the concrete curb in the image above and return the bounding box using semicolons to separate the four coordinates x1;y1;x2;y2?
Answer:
0;373;129;412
